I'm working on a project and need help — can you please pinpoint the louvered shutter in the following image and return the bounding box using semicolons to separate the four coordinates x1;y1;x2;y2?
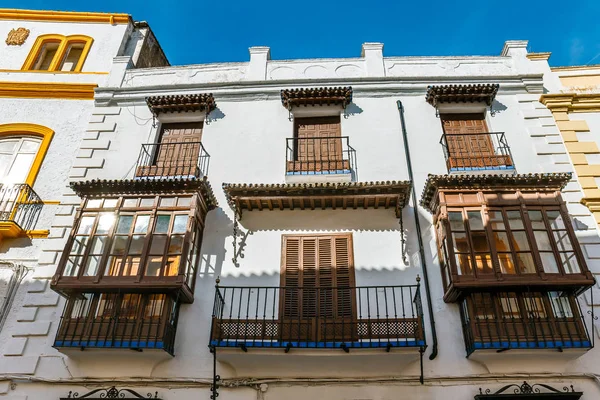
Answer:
282;236;300;318
334;235;354;318
282;235;354;319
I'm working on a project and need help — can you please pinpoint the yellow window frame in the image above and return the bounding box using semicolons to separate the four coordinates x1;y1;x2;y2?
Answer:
0;123;55;186
22;34;94;73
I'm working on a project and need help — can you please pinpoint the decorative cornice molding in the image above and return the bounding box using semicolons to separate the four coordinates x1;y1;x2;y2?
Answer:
540;93;600;113
146;93;216;115
0;8;131;24
70;177;218;210
0;81;97;100
280;86;353;109
526;52;551;61
223;180;412;218
420;173;572;213
425;84;499;107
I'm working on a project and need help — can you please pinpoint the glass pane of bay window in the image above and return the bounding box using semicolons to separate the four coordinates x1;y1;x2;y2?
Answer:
155;215;171;233
540;253;559;273
173;214;188;233
506;211;524;229
448;212;464;231
547;211;566;230
488;211;505;230
553;230;573;251
467;211;484;230
516;253;536;274
560;253;581;274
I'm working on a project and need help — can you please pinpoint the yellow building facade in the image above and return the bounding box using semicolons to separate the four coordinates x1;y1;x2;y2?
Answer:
542;65;600;229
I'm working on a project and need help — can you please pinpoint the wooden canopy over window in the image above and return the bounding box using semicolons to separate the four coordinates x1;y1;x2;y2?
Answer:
281;87;353;109
70;177;218;210
420;173;571;214
223;181;411;218
425;84;499;107
146;93;216;115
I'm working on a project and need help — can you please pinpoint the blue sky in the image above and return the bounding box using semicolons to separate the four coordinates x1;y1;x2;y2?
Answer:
5;0;600;67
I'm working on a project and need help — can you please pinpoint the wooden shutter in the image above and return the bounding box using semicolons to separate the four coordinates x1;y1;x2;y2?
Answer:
440;113;496;169
282;236;301;318
155;122;203;176
281;234;355;319
293;117;342;172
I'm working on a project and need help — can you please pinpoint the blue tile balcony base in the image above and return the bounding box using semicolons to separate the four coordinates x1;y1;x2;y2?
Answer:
210;340;425;349
449;166;515;172
54;339;165;349
286;170;352;176
472;340;591;350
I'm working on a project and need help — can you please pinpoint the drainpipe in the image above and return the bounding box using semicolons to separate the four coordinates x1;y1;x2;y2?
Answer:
396;100;438;360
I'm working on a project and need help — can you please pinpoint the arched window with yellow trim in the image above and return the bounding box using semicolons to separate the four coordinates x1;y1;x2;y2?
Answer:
23;34;94;72
0;124;53;239
0;123;54;186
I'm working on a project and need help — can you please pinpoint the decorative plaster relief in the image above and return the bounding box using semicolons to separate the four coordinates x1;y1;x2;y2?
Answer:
269;66;298;80
304;65;328;78
5;27;29;46
335;64;363;78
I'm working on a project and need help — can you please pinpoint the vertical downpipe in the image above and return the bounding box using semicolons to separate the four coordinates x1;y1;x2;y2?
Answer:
396;100;438;360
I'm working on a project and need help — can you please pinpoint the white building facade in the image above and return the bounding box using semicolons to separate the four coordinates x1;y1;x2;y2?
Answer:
2;28;600;400
0;6;168;396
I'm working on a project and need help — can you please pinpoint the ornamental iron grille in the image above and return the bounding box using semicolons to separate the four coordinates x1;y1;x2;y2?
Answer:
475;381;583;400
61;387;161;400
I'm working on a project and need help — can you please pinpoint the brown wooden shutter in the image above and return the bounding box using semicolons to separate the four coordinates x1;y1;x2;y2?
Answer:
156;122;203;175
281;234;355;319
334;235;354;318
293;117;343;172
440;113;488;135
282;236;300;318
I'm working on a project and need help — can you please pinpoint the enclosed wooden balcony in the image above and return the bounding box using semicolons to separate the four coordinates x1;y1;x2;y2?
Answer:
440;132;514;173
54;292;178;355
0;183;43;239
421;174;595;302
51;178;217;304
135;141;210;179
460;291;591;356
210;284;425;351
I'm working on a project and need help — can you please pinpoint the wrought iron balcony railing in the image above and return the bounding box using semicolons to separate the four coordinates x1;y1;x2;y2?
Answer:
210;284;425;351
460;291;592;356
135;141;210;179
0;183;43;231
440;132;515;172
54;293;179;355
286;136;356;176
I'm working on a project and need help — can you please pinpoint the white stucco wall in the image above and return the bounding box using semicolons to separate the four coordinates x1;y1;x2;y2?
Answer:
0;20;130;72
3;39;600;400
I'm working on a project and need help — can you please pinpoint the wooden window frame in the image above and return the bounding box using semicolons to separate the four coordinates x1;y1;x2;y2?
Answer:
22;34;93;72
56;194;201;291
440;205;587;281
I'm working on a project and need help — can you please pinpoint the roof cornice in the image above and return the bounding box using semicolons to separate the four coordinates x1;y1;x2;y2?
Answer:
0;8;131;24
420;173;572;213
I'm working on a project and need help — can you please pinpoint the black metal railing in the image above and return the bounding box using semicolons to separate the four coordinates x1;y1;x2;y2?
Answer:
135;141;210;179
460;291;592;356
210;284;425;350
286;136;356;176
440;132;515;172
54;293;179;355
0;183;43;231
